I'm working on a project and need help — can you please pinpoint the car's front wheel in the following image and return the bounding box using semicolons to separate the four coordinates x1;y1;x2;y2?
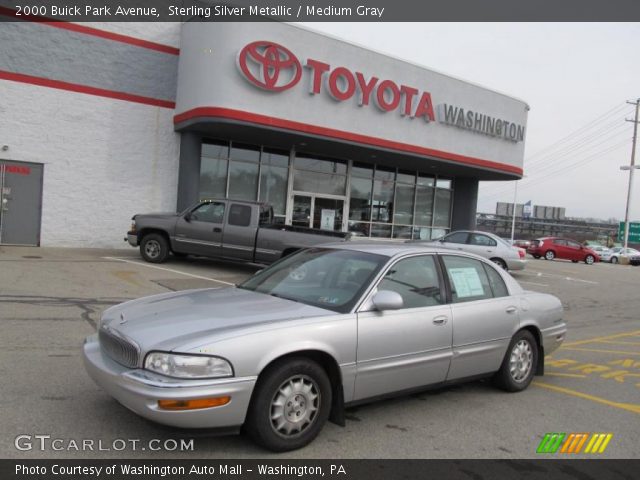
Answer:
140;233;170;263
611;256;618;264
245;358;332;452
494;330;538;392
585;255;595;265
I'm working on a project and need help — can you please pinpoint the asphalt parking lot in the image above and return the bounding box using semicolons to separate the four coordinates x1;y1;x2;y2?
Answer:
1;246;638;459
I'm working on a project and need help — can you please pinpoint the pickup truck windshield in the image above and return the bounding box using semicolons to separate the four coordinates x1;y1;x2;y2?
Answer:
238;248;387;313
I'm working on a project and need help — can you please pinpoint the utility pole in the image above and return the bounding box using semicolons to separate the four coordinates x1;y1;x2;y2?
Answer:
510;179;518;243
622;99;639;252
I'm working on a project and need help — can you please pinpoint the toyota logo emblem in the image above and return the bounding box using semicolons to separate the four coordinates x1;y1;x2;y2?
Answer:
237;41;302;92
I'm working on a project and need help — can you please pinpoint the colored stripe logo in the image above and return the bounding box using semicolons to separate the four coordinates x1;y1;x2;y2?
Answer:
537;433;613;454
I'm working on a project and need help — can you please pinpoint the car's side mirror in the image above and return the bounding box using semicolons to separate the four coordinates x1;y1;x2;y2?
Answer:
184;212;192;222
372;290;404;311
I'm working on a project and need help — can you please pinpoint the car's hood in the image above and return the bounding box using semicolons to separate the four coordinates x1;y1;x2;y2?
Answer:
100;287;332;352
133;212;178;219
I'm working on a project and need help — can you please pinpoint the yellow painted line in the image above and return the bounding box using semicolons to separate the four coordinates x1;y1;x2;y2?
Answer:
584;434;598;453
562;330;640;347
533;381;640;415
545;372;587;378
595;340;640;347
561;347;640;356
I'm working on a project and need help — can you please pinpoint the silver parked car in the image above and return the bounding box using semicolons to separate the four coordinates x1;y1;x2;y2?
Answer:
84;244;565;451
411;230;527;271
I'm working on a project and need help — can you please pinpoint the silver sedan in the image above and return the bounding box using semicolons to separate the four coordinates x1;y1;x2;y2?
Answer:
83;244;565;451
411;230;527;271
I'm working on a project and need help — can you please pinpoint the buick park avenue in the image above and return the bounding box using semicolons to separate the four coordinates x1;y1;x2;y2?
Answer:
84;244;566;451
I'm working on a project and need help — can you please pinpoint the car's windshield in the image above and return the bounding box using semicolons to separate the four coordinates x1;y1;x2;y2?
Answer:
238;248;387;313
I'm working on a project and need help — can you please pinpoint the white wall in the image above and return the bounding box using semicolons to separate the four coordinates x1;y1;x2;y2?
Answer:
0;80;180;248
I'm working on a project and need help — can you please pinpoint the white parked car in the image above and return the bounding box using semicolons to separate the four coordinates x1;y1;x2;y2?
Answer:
608;247;640;264
411;230;527;271
591;246;612;261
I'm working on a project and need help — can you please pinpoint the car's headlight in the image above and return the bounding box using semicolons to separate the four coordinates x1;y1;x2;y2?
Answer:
144;352;233;379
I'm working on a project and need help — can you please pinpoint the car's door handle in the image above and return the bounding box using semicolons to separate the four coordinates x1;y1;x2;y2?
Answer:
505;306;518;314
433;315;448;325
213;227;222;233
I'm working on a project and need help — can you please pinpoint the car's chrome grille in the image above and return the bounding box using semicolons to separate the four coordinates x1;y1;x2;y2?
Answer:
99;327;140;368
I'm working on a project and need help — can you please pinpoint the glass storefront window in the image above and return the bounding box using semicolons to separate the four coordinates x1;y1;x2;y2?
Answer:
202;140;229;159
436;178;452;189
349;177;373;221
228;161;259;201
262;149;289;168
295;154;347;174
260;165;288;215
394;183;414;225
370;223;392;238
293;170;347;196
433;188;452;227
352;162;374;178
199;157;228;199
392;225;413;239
415;184;434;226
230;143;260;163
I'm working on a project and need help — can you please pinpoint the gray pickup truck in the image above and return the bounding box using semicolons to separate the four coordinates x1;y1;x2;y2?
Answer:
126;199;350;264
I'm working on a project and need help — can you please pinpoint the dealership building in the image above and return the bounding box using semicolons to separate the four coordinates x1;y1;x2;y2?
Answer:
0;15;527;247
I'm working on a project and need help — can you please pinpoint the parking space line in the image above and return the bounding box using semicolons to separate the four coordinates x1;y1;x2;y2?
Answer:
544;372;587;378
595;340;640;347
561;347;640;356
517;280;549;287
103;257;236;286
562;330;640;347
533;381;640;415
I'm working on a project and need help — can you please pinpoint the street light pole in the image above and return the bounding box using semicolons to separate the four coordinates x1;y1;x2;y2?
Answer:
622;99;639;251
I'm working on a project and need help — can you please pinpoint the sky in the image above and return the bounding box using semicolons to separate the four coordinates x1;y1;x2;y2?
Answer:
301;23;640;222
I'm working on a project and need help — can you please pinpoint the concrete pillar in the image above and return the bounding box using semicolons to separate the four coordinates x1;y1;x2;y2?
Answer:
176;132;202;211
451;177;479;231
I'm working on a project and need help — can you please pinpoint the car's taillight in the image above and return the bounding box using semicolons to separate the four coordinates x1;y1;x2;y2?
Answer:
518;248;525;259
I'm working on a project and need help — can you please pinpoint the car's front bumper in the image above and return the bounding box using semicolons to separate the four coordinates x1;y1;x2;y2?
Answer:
83;335;256;429
125;232;138;247
506;258;527;271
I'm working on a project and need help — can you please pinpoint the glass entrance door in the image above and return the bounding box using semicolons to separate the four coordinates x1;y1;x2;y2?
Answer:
291;194;345;231
313;197;343;231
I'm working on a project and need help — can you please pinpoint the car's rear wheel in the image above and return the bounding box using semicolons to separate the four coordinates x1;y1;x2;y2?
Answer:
140;233;169;263
494;330;538;392
533;254;541;259
544;250;555;260
585;255;595;265
611;256;618;264
491;258;508;270
245;358;331;452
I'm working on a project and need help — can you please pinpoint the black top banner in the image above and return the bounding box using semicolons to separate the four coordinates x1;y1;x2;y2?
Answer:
1;0;640;21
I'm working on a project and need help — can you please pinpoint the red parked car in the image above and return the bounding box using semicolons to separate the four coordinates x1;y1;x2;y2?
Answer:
527;237;600;264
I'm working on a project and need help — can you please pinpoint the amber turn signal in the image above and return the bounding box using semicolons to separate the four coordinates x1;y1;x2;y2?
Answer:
157;396;231;410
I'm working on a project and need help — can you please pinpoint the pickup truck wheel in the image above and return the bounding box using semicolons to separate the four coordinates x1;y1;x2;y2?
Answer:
140;233;169;263
246;358;331;452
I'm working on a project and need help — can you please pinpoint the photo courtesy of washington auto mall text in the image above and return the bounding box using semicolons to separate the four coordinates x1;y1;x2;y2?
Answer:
1;0;640;479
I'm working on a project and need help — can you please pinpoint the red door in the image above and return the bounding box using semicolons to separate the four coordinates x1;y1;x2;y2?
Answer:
551;239;569;259
566;240;583;261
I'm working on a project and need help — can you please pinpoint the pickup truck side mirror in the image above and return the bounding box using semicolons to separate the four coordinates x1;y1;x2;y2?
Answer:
184;212;192;222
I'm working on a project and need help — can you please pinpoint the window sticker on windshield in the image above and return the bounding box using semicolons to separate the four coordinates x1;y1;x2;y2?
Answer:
449;267;484;298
